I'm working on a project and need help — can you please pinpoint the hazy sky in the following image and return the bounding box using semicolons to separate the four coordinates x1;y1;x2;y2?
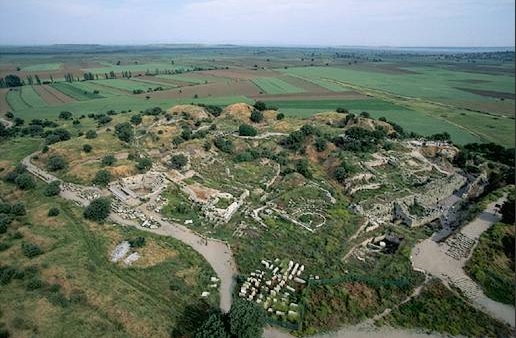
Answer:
0;0;514;46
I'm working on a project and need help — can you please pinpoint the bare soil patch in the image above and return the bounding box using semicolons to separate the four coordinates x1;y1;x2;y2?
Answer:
200;68;280;80
33;84;75;105
145;79;261;99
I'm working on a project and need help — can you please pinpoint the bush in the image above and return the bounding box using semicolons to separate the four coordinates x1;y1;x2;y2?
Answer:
22;242;43;258
11;202;26;216
44;180;61;196
169;154;188;170
92;169;112;187
83;197;111;222
253;101;267;111
229;299;265;338
26;277;43;290
250;110;264;123
296;159;312;179
114;122;134;143
101;154;116;166
58;111;73;120
213;137;233;154
47;155;67;171
130;114;142;125
314;137;327;152
276;112;285;120
128;237;146;248
48;208;60;217
82;144;92;153
194;312;229;338
136;157;152;172
239;124;258;137
14;173;35;190
85;130;97;139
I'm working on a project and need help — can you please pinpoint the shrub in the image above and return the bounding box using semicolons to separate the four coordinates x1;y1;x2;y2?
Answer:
136;157;152;172
114;122;134;143
296;159;312;178
101;154;116;166
238;124;257;137
82;144;92;153
276;112;285;120
92;169;112;187
44;180;61;196
22;242;43;258
128;237;146;248
48;208;60;217
130;114;142;125
213;137;233;154
169;154;188;170
85;130;97;139
58;111;73;120
14;173;35;190
250;110;264;123
253;101;267;111
47;155;67;171
229;299;265;338
26;277;43;290
83;197;111;222
314;137;327;152
11;202;26;216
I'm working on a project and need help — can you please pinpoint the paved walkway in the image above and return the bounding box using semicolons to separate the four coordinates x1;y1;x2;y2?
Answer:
411;196;515;327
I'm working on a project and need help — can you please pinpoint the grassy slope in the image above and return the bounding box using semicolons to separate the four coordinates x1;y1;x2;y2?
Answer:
465;222;515;304
384;280;512;338
21;63;62;71
0;138;218;337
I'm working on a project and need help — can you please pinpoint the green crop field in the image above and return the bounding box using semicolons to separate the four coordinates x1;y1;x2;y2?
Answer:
21;63;62;71
10;95;253;120
130;77;179;88
252;77;305;94
6;87;47;110
52;82;105;101
91;79;171;92
83;63;192;74
156;73;209;84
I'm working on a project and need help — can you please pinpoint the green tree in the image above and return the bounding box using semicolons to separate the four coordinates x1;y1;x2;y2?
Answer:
194;312;229;338
48;208;60;217
22;242;43;258
250;110;264;123
44;181;61;196
92;169;112;187
501;197;515;224
239;124;258;137
169;154;188;170
276;112;285;120
85;129;97;139
296;159;312;179
101;154;116;166
314;137;327;152
47;155;67;171
83;197;111;222
229;299;265;338
82;144;93;153
114;122;134;143
130;114;142;125
11;202;26;216
15;173;35;190
58;111;73;120
4;74;22;87
253;101;267;111
136;157;152;172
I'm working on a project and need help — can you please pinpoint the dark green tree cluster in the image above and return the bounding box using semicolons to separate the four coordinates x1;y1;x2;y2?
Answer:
0;74;23;88
83;197;111;222
44;180;61;196
46;155;68;171
130;114;142;125
168;154;188;170
332;126;387;152
238;124;258;137
83;72;95;81
213;136;234;154
101;154;116;166
250;110;264;123
82;144;93;153
196;104;223;117
280;124;321;152
296;159;312;178
194;299;265;338
58;111;73;120
92;169;112;187
85;129;97;139
3;164;35;190
114;122;134;143
0;200;26;234
127;237;146;248
136;157;153;172
44;128;71;145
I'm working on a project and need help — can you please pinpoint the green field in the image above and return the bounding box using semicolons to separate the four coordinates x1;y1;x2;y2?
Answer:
252;77;305;94
21;63;62;71
91;79;171;92
10;95;253;120
83;63;192;74
156;73;209;84
6;87;47;110
130;77;179;88
52;82;105;101
282;66;515;115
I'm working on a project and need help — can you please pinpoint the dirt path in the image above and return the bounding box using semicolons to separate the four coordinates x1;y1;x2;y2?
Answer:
21;152;237;313
411;196;515;327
